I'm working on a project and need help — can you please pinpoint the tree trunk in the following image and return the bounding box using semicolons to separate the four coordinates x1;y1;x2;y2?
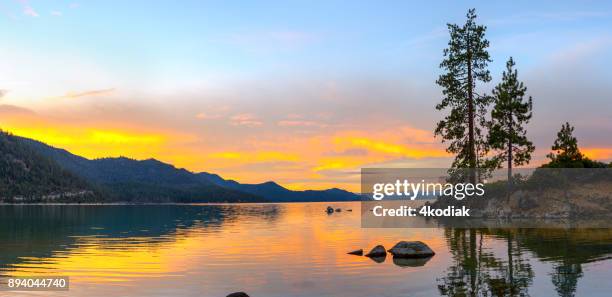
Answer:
507;112;513;199
467;49;476;184
508;142;512;180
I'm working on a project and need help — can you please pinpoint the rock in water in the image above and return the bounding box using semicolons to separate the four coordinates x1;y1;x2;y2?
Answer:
347;249;363;256
387;241;435;258
227;292;249;297
365;245;386;257
369;255;386;263
335;208;342;212
326;206;334;214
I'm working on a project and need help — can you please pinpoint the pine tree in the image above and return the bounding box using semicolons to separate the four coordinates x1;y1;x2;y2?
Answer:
547;122;583;163
488;57;535;182
435;9;492;183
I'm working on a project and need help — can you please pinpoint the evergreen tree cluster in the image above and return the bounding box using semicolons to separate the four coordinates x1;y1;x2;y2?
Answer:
543;122;610;168
435;9;610;177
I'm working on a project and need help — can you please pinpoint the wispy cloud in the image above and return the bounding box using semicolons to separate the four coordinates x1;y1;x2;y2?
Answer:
277;120;328;128
50;10;62;17
548;36;612;63
58;88;116;99
195;112;220;120
0;104;36;115
195;105;231;120
18;0;39;17
230;113;262;127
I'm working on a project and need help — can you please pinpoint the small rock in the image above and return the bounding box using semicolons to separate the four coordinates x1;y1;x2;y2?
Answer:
227;292;249;297
346;209;353;212
347;249;363;256
335;208;342;212
365;245;386;257
387;241;435;258
326;206;334;214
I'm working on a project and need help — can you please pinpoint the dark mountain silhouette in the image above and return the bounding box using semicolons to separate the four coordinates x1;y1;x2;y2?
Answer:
196;173;358;202
18;134;359;202
0;131;100;202
5;133;263;203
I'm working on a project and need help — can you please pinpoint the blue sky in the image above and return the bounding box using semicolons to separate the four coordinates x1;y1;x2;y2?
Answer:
3;1;611;84
1;1;611;190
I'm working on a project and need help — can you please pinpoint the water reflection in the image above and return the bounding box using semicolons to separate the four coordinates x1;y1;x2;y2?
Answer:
438;228;612;297
0;204;281;283
0;203;610;297
393;256;432;268
437;229;534;296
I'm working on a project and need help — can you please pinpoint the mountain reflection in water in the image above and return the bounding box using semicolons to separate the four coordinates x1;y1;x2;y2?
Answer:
0;203;610;297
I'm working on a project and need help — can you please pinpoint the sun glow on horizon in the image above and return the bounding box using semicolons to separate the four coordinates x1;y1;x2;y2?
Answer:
0;110;453;192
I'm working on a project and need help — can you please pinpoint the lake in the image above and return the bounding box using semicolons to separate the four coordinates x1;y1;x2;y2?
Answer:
1;202;611;297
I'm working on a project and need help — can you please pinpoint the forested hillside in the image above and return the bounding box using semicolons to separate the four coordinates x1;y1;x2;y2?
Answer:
0;131;99;202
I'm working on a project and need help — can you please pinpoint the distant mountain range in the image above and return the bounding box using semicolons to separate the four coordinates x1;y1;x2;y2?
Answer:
1;132;358;203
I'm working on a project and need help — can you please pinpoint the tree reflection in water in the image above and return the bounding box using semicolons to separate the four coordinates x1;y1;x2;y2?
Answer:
437;228;534;297
438;228;612;297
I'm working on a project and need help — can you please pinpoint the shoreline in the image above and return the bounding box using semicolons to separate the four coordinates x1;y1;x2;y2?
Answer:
0;201;360;206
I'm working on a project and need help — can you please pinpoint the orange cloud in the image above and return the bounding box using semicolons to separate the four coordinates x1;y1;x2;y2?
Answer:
336;137;447;159
208;151;299;162
0;111;192;161
195;112;222;120
0;105;452;192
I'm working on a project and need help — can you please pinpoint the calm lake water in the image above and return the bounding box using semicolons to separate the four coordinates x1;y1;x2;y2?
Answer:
1;202;611;297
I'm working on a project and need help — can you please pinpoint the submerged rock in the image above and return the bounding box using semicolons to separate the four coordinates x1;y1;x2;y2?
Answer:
346;209;353;212
387;241;435;258
326;206;334;214
365;245;386;257
227;292;249;297
369;255;386;263
392;256;432;267
335;208;342;212
347;249;363;256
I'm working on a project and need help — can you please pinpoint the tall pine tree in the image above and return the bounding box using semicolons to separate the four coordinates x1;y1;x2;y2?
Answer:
435;9;492;182
488;57;535;182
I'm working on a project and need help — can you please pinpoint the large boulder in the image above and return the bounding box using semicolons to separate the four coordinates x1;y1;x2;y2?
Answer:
387;241;435;258
365;245;386;257
227;293;249;297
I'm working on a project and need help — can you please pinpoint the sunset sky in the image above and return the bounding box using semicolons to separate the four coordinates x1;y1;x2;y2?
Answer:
1;1;611;191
